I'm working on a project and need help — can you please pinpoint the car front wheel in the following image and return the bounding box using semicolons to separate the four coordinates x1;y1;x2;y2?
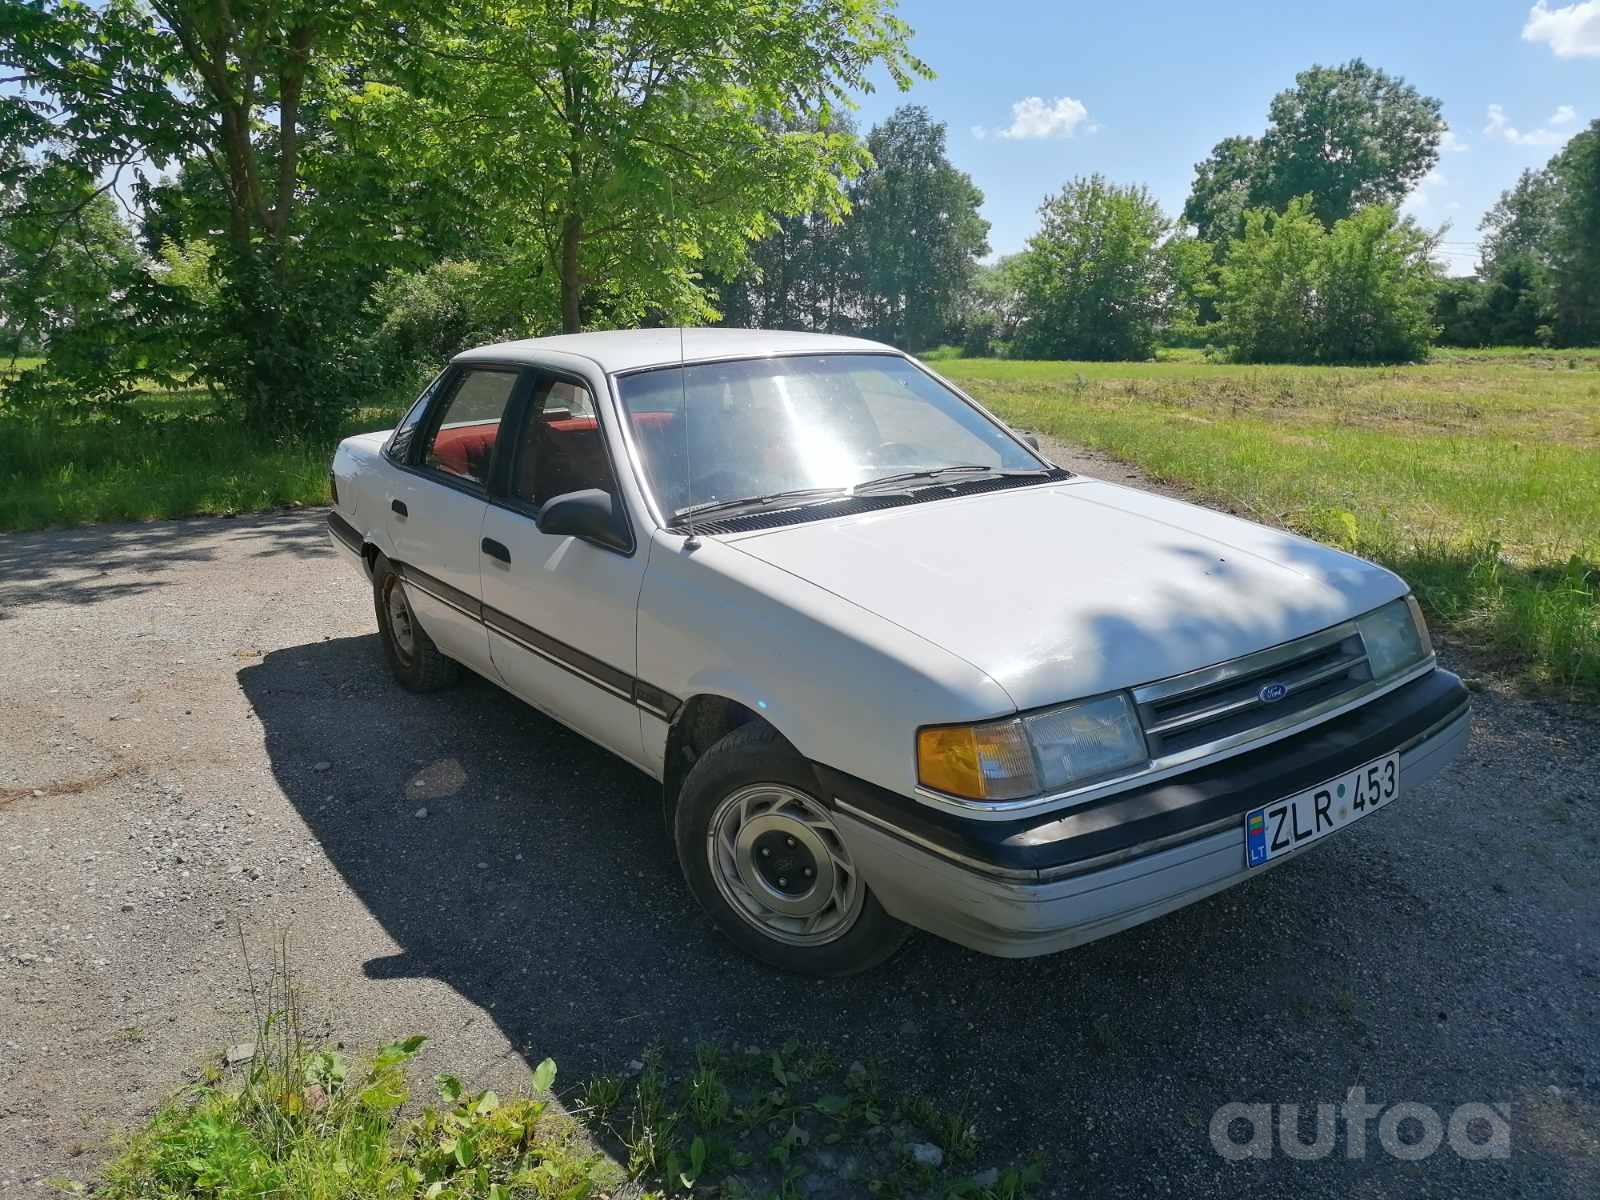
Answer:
674;722;909;975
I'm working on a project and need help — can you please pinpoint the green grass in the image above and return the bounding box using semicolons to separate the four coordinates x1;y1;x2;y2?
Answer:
940;354;1600;695
0;387;404;530
91;1023;1044;1199
2;354;45;377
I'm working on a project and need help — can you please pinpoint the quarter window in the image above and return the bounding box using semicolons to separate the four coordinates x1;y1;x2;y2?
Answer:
387;372;445;462
420;369;518;486
511;377;618;507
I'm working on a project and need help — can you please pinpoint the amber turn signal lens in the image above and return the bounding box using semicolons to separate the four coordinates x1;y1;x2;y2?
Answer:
916;719;1038;801
917;726;981;797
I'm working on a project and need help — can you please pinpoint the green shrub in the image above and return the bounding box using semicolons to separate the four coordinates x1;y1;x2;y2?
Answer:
1011;176;1173;361
1218;197;1439;363
366;260;544;405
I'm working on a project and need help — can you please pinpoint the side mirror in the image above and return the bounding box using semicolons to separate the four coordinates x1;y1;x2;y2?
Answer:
1017;430;1040;450
535;488;631;552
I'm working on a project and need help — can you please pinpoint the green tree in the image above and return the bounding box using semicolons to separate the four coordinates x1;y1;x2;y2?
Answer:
1470;168;1561;345
957;253;1029;356
1182;136;1261;247
1318;204;1439;362
374;0;926;335
1254;61;1443;224
713;115;860;334
1480;168;1560;274
0;169;142;356
1011;176;1174;361
1216;197;1327;362
847;106;989;351
1546;120;1600;346
1;0;423;430
1185;60;1443;244
1165;232;1219;338
1481;255;1555;345
1218;196;1438;363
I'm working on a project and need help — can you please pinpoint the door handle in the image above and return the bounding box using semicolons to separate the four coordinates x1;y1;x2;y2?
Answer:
481;537;511;564
390;498;408;518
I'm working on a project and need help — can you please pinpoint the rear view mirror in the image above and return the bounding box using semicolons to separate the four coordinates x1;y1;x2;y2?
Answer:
536;488;631;553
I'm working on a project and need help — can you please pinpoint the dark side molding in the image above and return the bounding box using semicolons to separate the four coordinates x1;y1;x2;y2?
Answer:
333;530;683;722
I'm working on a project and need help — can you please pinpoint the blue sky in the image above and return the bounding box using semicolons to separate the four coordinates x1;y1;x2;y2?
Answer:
849;0;1600;273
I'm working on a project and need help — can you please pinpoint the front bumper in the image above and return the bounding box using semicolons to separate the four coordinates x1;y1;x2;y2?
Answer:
824;668;1471;958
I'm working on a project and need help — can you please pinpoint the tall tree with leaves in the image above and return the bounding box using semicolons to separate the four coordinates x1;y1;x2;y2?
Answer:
847;105;988;350
1181;136;1261;247
713;115;860;334
1011;176;1174;361
1;169;142;358
1184;60;1443;245
1480;168;1560;274
373;0;926;334
1;0;424;429
1546;120;1600;346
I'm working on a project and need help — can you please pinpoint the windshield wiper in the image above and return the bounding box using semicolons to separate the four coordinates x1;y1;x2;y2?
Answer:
851;464;1052;494
670;486;850;525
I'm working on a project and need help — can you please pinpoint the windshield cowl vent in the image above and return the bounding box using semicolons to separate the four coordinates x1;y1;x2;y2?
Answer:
685;470;1071;534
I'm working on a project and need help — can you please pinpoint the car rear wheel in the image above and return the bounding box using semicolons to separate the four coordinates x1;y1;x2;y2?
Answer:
372;555;459;692
674;722;909;975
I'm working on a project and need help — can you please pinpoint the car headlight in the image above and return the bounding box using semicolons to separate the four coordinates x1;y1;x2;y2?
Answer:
1358;595;1433;680
917;692;1149;803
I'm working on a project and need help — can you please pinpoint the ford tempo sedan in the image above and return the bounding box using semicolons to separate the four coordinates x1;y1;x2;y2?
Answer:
327;329;1471;975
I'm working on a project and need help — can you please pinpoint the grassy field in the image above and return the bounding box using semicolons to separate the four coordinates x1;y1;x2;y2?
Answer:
940;350;1600;694
0;377;403;531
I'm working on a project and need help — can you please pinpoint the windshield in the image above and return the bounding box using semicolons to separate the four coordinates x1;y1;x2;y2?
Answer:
615;353;1043;521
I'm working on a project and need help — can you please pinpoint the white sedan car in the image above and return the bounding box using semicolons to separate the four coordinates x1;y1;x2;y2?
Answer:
328;329;1470;975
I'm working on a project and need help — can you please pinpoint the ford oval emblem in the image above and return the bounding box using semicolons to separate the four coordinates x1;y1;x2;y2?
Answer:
1259;681;1289;704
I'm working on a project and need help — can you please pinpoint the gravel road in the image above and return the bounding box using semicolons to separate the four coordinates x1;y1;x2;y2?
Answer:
2;446;1597;1197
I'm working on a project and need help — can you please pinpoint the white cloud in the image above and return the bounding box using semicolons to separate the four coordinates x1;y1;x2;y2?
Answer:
985;96;1092;141
1484;103;1570;146
1523;2;1600;58
1549;103;1578;125
1404;167;1448;215
1439;127;1469;152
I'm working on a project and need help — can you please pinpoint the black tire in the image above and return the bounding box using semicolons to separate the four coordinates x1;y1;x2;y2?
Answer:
674;722;910;976
372;554;460;692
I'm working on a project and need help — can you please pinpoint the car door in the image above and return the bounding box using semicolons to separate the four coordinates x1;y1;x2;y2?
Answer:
478;369;649;768
385;365;524;675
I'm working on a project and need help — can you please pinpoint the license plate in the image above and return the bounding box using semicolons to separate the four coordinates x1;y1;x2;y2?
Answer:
1245;752;1400;868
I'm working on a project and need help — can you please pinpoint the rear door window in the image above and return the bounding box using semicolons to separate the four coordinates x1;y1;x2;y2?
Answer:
419;368;519;487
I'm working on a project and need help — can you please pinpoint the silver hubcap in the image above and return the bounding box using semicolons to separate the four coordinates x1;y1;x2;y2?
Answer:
707;783;863;946
386;579;416;662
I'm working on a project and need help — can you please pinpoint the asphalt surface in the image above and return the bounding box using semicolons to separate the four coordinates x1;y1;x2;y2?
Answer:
2;451;1597;1197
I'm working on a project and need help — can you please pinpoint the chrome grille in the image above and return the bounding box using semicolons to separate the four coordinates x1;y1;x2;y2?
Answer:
1133;622;1373;760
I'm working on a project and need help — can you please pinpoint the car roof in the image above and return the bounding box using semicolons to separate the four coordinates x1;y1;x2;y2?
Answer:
452;328;899;374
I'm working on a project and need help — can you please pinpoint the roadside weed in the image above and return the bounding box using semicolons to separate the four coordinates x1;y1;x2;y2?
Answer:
97;1027;1048;1199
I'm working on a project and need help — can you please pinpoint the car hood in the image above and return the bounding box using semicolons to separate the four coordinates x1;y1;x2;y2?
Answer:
723;478;1406;711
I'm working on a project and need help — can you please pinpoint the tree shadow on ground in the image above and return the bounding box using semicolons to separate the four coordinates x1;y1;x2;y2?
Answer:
0;509;333;614
236;632;1554;1196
